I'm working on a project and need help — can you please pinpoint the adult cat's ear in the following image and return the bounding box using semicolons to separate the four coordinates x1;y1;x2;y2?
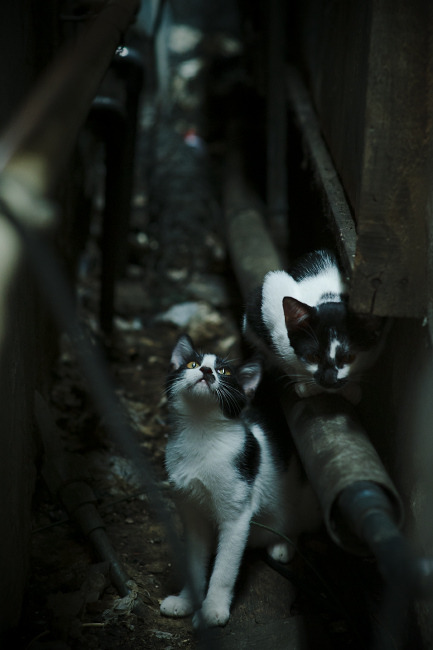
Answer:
283;297;312;332
238;359;262;399
170;334;195;369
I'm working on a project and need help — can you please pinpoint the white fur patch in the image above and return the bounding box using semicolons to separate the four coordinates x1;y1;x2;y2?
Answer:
259;265;347;371
329;338;339;361
337;364;350;380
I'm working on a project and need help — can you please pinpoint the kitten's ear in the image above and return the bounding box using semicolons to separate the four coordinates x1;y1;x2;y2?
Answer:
170;334;195;369
283;297;312;332
238;359;262;399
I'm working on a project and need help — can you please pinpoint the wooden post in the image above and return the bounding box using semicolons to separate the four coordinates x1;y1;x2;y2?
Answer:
350;0;432;317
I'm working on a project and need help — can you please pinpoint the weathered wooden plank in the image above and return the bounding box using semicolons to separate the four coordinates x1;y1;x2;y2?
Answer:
294;0;431;317
350;0;431;317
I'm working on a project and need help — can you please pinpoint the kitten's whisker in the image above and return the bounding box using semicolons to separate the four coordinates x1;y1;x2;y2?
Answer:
218;382;245;401
218;384;245;407
220;356;240;365
276;372;310;382
216;383;243;414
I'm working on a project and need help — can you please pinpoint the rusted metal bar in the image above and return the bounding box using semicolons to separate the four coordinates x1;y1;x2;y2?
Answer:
88;96;128;334
111;46;145;276
97;47;144;335
86;46;144;335
286;65;356;277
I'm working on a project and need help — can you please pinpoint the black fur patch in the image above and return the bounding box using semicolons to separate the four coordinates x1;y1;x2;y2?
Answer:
248;374;294;471
234;426;261;484
218;377;247;419
245;285;274;349
289;249;336;282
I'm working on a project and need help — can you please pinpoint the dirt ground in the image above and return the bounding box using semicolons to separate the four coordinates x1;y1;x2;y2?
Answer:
7;14;386;650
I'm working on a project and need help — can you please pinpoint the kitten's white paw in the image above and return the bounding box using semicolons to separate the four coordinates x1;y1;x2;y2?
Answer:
192;599;230;628
160;594;194;618
267;541;294;564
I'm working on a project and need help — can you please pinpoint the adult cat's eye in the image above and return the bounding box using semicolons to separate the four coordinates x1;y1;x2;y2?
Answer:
217;367;231;376
186;361;199;369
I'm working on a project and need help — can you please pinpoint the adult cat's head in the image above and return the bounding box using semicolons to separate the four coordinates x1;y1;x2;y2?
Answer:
283;296;382;393
166;334;262;419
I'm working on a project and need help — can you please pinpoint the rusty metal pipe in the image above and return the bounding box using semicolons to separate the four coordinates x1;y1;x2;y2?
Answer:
283;394;403;555
222;130;404;547
223;132;433;611
223;133;429;582
224;128;282;296
59;481;137;601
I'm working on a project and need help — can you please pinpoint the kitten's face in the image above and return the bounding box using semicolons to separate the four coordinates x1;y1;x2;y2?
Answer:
283;298;381;391
167;335;261;419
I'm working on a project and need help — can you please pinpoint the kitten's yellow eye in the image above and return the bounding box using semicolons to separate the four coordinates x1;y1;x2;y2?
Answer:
186;361;199;369
217;367;231;376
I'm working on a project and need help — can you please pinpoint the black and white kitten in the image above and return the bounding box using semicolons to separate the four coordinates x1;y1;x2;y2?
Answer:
160;334;320;628
243;249;384;403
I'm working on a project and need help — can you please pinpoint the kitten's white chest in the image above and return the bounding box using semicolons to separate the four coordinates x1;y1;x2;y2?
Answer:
165;421;245;508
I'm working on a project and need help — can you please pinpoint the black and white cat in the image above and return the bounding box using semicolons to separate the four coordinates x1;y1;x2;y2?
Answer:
160;334;320;628
243;249;384;403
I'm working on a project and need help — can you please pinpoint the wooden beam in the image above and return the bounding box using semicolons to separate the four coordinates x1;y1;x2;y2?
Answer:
350;0;431;317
